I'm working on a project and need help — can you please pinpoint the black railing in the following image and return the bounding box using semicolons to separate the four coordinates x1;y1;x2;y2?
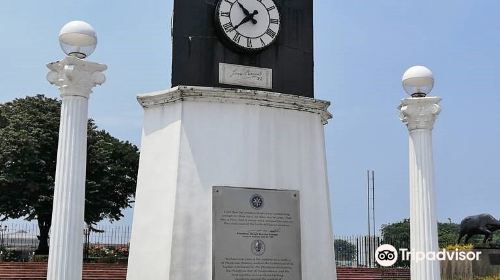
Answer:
0;224;438;267
334;235;411;268
82;225;131;262
0;223;131;262
0;224;39;250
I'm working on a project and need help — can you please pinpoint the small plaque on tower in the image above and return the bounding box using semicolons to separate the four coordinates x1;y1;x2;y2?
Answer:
219;63;273;89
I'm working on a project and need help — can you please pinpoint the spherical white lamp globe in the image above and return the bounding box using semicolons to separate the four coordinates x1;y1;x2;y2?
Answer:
402;65;434;97
59;21;97;59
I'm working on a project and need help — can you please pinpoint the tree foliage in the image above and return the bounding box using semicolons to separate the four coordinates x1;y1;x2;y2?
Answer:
380;218;499;248
85;125;139;225
438;222;460;247
0;95;139;253
334;239;357;262
381;219;410;243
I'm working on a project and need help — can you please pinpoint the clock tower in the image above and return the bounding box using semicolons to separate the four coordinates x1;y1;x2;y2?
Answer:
127;0;337;279
171;0;313;96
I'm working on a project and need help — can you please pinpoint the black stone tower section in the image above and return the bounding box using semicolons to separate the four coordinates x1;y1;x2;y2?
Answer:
171;0;314;98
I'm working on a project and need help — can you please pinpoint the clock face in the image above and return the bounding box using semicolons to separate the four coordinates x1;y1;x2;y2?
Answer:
215;0;281;52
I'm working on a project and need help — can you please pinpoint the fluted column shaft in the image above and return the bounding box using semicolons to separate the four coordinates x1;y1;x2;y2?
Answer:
399;97;441;280
46;56;106;280
48;96;88;280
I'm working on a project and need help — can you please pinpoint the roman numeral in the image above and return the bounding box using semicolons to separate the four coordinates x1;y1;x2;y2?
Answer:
267;5;276;11
233;33;242;43
220;12;230;17
265;28;276;38
270;18;279;24
247;38;252;48
260;38;266;46
223;22;234;32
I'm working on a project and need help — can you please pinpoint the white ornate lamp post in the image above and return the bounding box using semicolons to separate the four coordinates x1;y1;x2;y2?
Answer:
399;66;441;279
46;21;107;280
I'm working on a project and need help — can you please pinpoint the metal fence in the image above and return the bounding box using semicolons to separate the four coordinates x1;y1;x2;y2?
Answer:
0;223;131;262
0;224;420;267
0;224;39;252
83;225;131;261
334;235;410;268
83;225;131;247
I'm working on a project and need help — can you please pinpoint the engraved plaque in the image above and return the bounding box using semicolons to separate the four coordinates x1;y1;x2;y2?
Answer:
219;63;273;89
213;186;301;280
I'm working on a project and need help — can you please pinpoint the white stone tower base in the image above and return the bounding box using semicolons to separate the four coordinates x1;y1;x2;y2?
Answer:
127;86;337;280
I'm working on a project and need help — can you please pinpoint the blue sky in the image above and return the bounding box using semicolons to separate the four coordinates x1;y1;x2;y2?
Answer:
1;0;499;235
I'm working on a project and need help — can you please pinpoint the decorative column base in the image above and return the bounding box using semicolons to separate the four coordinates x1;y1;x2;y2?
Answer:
127;86;337;280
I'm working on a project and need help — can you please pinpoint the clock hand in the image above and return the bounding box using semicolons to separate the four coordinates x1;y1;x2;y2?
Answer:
237;1;251;16
236;1;258;24
234;10;259;29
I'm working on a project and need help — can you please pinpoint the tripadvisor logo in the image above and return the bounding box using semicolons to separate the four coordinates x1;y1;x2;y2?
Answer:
375;244;482;267
375;244;398;267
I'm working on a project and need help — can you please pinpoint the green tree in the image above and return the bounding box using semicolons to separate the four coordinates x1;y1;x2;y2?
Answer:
334;239;357;262
381;219;410;242
438;222;460;248
0;95;139;254
381;219;478;248
380;219;411;267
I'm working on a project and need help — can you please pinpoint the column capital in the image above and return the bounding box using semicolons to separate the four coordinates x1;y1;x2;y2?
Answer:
47;56;107;98
399;96;441;131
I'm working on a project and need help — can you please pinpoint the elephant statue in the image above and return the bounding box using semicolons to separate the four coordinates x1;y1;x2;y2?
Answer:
457;214;500;244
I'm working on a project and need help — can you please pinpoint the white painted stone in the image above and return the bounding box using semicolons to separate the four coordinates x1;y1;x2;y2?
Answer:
46;56;106;280
127;86;337;280
399;96;441;280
